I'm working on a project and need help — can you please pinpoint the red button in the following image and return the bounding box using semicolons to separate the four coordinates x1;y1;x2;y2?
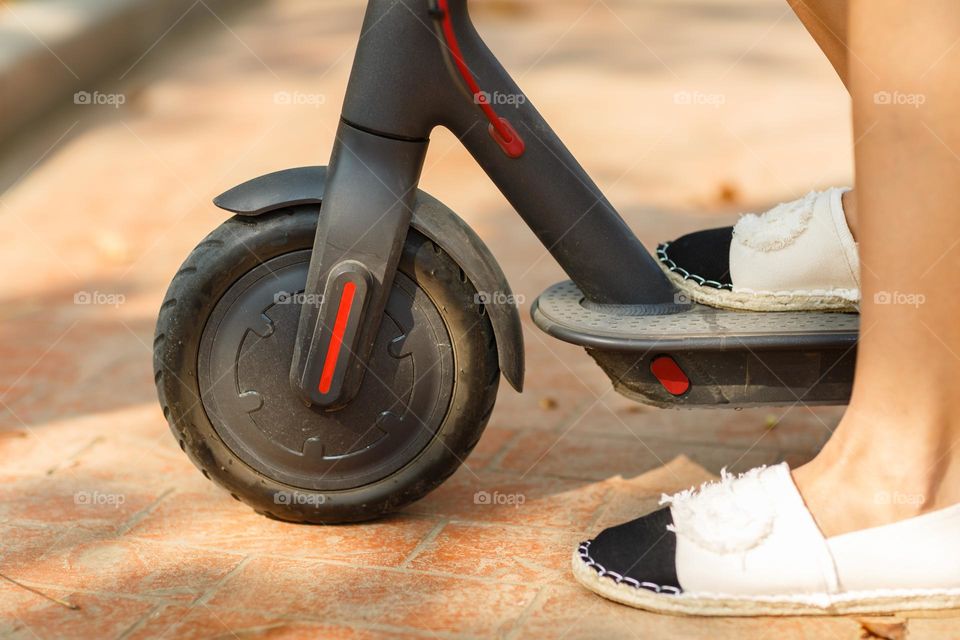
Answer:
650;356;690;396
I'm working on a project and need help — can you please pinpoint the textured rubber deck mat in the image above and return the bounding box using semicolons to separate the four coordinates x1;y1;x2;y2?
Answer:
532;281;859;351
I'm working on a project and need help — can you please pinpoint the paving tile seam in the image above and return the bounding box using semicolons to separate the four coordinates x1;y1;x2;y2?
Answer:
116;487;176;535
116;602;165;640
118;600;527;640
0;579;199;605
108;599;491;640
212;553;561;589
397;518;449;569
441;518;587;534
503;585;554;640
484;427;531;471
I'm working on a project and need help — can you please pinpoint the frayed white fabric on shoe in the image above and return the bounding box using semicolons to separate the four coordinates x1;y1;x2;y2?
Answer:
662;467;776;555
734;192;817;252
664;464;839;597
730;187;860;303
662;462;960;602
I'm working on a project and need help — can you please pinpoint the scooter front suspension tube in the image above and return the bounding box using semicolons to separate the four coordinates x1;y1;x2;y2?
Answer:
290;121;428;408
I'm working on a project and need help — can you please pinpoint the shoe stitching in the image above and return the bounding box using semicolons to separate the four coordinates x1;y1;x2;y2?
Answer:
577;540;682;596
656;243;733;291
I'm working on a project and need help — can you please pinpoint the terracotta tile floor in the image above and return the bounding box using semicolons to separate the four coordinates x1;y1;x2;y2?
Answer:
1;0;956;637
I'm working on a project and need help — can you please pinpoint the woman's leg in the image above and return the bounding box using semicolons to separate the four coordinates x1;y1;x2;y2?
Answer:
787;0;850;85
793;0;960;537
574;1;960;613
787;0;859;236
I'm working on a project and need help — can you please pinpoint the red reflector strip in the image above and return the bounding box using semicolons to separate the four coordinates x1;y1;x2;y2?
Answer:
318;281;357;394
650;356;690;396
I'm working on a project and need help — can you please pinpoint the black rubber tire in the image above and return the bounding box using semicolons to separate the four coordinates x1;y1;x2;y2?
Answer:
154;206;499;523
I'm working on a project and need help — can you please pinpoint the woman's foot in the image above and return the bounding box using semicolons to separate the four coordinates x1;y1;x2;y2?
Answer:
658;188;860;312
572;430;960;616
792;407;960;537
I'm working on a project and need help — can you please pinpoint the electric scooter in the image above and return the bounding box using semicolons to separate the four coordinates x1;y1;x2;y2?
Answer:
154;0;859;523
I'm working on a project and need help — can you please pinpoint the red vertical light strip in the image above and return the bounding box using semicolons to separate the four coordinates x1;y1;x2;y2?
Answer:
318;281;358;394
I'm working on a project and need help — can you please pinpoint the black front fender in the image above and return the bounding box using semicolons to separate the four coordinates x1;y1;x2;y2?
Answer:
214;166;524;392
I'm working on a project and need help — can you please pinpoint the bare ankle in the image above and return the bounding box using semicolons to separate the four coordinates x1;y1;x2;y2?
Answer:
792;410;960;536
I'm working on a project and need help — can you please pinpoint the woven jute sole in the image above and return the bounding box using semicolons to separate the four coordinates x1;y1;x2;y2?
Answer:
572;549;960;617
660;262;858;313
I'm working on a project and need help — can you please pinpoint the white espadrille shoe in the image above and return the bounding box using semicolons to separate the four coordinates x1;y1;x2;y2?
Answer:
572;463;960;616
657;188;860;312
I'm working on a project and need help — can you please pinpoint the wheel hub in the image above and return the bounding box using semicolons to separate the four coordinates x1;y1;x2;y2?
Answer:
198;250;454;491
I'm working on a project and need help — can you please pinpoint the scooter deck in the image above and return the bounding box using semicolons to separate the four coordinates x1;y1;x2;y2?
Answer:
532;281;858;408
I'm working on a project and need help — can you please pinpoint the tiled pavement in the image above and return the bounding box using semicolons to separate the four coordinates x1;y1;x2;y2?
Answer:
1;0;957;638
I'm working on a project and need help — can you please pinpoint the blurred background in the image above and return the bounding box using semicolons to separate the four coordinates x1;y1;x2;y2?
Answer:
0;1;875;638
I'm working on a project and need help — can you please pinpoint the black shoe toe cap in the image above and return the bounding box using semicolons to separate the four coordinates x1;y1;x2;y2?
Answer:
580;507;681;594
658;226;734;288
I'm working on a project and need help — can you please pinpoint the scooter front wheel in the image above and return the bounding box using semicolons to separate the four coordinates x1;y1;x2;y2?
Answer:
154;207;499;523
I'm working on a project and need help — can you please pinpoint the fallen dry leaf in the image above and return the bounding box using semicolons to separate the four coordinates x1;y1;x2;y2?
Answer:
539;396;558;411
856;616;907;640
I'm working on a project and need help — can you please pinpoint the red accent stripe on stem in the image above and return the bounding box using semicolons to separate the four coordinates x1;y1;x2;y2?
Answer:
318;281;357;394
436;0;525;158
